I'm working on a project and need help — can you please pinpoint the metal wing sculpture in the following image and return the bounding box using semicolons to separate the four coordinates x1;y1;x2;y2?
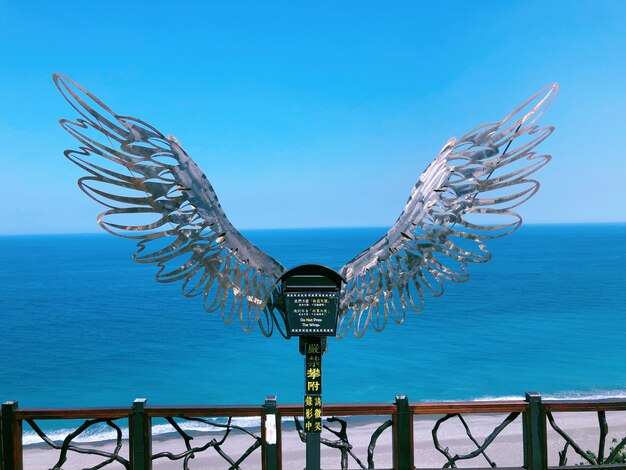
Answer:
55;74;286;336
56;73;557;339
337;84;558;337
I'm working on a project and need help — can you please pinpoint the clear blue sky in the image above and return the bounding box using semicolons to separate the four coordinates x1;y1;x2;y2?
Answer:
1;1;624;234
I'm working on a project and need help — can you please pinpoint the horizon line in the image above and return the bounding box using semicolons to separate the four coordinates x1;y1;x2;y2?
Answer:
1;221;625;237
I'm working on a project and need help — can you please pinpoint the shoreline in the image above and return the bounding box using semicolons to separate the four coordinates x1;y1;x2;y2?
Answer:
21;411;626;468
20;392;626;447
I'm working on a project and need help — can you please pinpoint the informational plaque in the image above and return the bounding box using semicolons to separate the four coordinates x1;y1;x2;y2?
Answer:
285;291;339;336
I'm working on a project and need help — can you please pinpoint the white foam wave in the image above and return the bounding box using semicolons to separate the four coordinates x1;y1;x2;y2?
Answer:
23;416;262;447
23;426;129;446
473;389;626;402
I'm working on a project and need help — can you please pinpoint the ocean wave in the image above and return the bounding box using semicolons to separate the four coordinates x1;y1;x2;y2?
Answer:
23;416;262;447
473;389;626;402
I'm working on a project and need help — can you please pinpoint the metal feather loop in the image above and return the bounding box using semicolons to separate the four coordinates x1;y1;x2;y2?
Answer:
338;84;558;338
55;74;286;337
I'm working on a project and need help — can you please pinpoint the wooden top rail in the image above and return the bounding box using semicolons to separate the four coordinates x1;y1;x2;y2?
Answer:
411;400;528;414
9;398;626;421
9;403;402;420
147;405;264;418
543;398;626;412
15;407;129;420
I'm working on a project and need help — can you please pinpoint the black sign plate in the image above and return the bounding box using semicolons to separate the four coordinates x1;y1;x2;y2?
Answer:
285;292;339;336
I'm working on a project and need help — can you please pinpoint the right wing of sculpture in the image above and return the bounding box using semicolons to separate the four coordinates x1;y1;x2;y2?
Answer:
338;84;558;338
55;74;287;336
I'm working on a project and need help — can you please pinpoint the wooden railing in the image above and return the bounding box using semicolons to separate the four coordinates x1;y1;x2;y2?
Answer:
2;393;626;469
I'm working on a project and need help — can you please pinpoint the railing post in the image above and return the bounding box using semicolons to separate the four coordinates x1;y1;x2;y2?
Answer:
1;401;22;470
262;396;280;470
130;398;152;470
524;392;546;470
394;395;413;470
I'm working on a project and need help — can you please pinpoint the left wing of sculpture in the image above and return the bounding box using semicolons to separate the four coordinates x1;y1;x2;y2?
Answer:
55;74;287;336
338;84;558;338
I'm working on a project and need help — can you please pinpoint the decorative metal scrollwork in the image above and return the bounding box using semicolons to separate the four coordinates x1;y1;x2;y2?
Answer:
431;412;521;468
151;417;262;469
26;418;129;469
294;416;392;469
549;411;626;466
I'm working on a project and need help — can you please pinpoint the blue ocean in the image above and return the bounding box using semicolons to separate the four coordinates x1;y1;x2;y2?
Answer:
1;224;625;440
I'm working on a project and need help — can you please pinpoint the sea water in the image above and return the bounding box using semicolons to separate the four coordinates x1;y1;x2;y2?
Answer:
1;224;625;441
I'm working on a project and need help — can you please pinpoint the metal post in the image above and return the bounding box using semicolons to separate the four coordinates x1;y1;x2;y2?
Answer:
302;336;323;470
263;396;280;470
394;395;413;470
1;401;22;470
524;392;546;470
306;432;321;470
130;398;152;470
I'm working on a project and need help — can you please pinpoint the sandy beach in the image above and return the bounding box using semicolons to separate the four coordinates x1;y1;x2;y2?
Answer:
20;410;626;469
